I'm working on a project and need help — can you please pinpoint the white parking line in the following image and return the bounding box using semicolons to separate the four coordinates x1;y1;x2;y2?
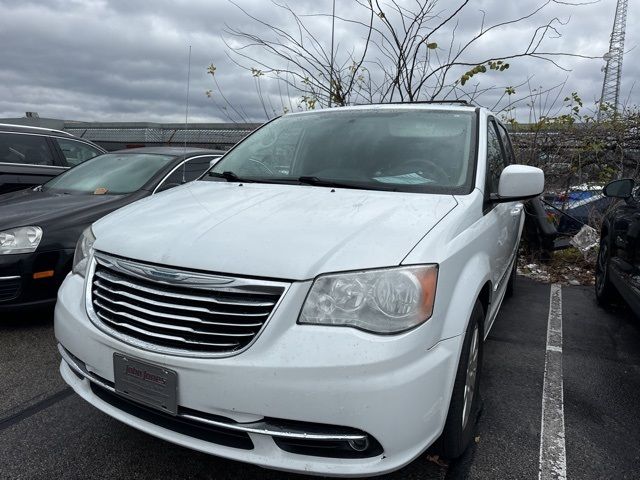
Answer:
538;283;566;480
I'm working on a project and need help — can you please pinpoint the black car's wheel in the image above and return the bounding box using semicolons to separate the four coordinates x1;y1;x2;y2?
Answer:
437;300;484;458
595;234;618;306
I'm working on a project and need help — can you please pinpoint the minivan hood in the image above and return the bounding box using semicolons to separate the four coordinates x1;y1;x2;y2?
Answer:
93;181;457;280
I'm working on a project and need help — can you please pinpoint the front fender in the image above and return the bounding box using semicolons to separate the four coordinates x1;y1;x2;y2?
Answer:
436;252;492;341
403;191;495;348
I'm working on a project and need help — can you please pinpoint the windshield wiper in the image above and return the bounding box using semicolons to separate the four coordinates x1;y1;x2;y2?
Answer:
297;176;396;191
208;171;252;182
208;172;394;191
209;171;295;185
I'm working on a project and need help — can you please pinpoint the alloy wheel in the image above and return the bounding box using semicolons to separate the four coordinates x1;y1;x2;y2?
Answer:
462;325;480;429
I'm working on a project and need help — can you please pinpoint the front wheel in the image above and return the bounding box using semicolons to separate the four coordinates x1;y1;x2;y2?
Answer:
595;234;618;306
505;257;517;299
437;300;484;458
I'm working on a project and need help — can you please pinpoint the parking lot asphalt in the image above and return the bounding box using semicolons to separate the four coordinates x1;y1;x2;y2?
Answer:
1;277;639;480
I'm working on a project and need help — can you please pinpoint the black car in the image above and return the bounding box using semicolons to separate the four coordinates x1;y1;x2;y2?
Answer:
0;147;223;312
0;123;106;195
596;178;640;315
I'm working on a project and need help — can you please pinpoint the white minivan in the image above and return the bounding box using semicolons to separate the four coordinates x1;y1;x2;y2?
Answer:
55;103;543;476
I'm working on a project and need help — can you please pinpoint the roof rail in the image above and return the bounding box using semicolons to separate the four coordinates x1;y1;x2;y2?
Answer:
383;100;470;105
350;100;472;107
0;123;75;137
424;100;470;105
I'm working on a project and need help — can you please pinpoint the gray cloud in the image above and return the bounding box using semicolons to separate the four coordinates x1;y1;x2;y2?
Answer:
0;0;637;123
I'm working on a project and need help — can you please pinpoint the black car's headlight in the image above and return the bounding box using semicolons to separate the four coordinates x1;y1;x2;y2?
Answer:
72;227;96;277
299;265;438;334
0;226;43;255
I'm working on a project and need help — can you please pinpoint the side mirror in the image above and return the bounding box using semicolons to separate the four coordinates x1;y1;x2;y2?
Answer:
603;178;634;199
495;165;545;202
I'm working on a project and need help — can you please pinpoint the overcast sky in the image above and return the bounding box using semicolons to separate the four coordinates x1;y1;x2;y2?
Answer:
0;0;637;123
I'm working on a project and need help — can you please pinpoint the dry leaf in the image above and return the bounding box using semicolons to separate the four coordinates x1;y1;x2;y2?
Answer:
426;454;448;467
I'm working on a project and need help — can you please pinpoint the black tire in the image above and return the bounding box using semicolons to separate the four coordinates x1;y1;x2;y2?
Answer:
505;258;517;299
595;233;618;306
437;300;484;459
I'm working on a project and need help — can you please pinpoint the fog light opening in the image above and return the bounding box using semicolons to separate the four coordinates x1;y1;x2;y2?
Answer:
348;437;370;452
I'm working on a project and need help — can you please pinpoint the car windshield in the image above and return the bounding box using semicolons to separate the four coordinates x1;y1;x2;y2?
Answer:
205;109;476;194
43;153;175;194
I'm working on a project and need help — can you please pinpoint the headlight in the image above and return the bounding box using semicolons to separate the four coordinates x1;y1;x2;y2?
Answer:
299;265;438;334
0;226;43;254
72;227;96;277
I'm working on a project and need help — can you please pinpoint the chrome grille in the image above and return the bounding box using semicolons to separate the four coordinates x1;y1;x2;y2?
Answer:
87;252;288;356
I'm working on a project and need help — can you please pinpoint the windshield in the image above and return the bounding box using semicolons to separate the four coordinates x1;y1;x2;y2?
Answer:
206;109;476;194
44;153;175;194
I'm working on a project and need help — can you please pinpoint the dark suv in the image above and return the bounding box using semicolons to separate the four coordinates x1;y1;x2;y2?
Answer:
596;178;640;315
0;123;106;195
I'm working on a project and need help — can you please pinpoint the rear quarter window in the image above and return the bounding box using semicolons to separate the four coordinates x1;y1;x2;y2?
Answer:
55;138;103;166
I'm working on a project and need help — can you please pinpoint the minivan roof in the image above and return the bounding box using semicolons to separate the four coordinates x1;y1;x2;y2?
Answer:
285;102;479;117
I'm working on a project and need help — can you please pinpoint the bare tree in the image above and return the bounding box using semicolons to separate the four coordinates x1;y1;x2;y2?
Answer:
219;0;598;116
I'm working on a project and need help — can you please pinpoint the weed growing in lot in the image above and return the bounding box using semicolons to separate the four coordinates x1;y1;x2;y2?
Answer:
519;247;595;286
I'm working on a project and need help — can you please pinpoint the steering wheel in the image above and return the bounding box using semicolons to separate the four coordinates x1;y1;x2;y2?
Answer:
247;158;275;175
387;159;450;184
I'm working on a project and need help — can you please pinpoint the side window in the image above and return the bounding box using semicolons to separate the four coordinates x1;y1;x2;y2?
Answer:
496;124;515;165
157;156;217;192
0;133;54;166
56;138;103;166
486;121;507;194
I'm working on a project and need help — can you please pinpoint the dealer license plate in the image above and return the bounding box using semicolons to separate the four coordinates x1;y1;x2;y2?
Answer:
113;353;178;415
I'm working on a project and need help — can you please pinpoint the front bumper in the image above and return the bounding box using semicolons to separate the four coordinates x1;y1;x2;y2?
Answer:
55;272;463;476
0;249;74;311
